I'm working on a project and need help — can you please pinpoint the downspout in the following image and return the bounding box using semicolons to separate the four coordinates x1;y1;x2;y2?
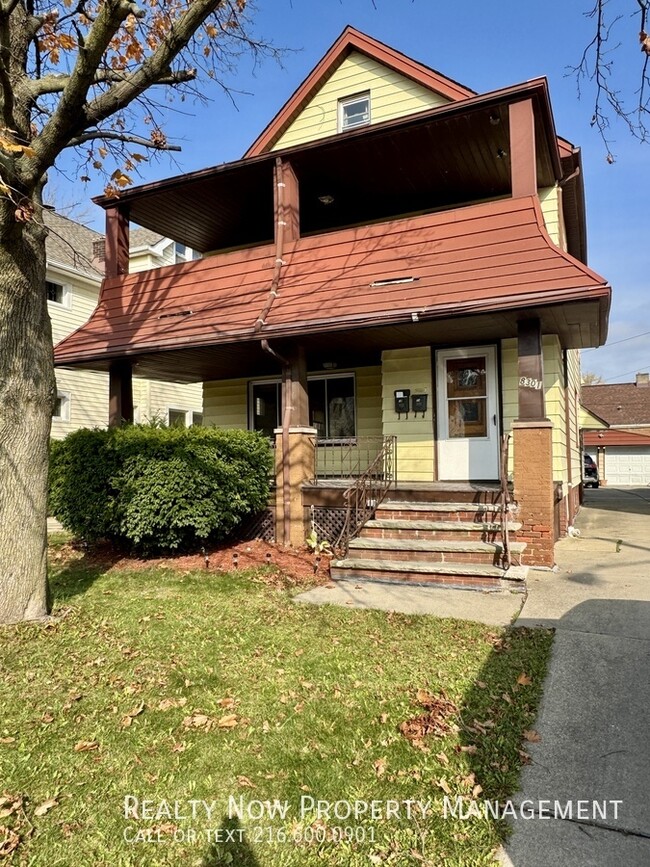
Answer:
258;157;291;545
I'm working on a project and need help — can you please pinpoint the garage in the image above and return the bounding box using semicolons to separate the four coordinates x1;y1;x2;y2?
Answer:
604;446;650;486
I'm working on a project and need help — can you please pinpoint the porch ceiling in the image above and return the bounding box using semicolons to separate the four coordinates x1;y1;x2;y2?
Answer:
59;299;604;384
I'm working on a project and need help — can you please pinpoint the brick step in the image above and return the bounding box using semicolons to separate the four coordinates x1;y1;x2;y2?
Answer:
377;501;516;522
347;537;526;565
362;518;522;542
386;484;504;505
330;557;528;590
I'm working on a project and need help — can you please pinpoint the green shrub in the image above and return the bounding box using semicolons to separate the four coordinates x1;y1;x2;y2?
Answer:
49;426;273;554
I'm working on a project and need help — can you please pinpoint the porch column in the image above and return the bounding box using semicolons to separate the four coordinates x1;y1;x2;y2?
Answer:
105;204;130;279
108;360;133;427
274;346;314;546
512;318;555;566
509;99;537;198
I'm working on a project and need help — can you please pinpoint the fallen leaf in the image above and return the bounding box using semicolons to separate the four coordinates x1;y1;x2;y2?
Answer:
237;776;255;788
34;798;58;817
0;826;20;857
476;681;487;689
121;702;145;729
0;794;22;819
158;698;187;711
41;713;55;724
218;697;236;709
374;758;387;777
472;784;483;798
217;714;239;729
459;744;478;755
436;777;452;795
517;673;533;686
183;713;210;730
171;742;185;753
523;729;541;743
73;741;99;752
502;692;513;705
379;713;389;724
0;737;15;745
435;751;449;765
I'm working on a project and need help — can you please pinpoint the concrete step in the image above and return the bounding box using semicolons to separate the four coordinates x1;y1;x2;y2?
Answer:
382;484;504;505
362;518;522;541
377;501;517;522
331;557;528;590
347;536;526;565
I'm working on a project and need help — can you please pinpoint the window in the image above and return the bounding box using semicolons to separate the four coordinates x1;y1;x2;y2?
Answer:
338;92;370;132
52;392;70;421
46;280;69;306
249;375;356;439
174;242;187;264
191;412;203;427
168;409;187;427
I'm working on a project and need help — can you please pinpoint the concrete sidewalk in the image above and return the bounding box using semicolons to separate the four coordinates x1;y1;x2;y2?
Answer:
502;487;650;866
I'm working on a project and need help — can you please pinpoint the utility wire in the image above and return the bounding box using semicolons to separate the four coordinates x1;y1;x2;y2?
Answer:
583;329;650;351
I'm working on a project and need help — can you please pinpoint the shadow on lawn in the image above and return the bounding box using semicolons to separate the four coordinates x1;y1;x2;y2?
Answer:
49;546;121;603
201;816;262;867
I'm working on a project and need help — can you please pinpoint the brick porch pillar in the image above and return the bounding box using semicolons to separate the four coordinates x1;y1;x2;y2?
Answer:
513;318;555;567
513;421;555;567
274;427;316;547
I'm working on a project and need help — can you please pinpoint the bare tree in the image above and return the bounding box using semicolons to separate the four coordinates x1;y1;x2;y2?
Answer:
570;0;650;160
0;0;277;624
581;371;605;384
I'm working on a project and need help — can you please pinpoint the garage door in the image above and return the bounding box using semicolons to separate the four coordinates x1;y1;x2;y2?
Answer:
605;447;650;485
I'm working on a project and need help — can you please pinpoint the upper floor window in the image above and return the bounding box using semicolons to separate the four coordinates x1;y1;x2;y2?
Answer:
338;93;371;132
52;392;70;421
46;280;70;307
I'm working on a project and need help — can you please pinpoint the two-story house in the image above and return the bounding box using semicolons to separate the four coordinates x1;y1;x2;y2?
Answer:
53;27;612;587
47;210;203;436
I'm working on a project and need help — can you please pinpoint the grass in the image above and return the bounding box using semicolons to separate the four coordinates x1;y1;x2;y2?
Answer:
0;544;553;867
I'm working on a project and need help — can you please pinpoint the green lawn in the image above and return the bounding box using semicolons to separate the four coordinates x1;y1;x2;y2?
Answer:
0;544;552;866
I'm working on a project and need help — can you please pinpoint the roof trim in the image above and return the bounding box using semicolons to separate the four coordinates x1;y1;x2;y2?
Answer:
244;26;476;158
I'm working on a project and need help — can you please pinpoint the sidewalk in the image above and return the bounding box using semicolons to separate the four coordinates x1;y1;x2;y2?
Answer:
502;487;650;865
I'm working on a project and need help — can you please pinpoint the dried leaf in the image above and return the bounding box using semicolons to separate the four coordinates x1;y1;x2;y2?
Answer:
523;729;541;743
0;737;16;745
459;744;478;755
121;702;145;728
472;784;483;798
41;713;55;724
517;673;532;686
436;777;452;795
183;713;210;730
0;826;20;857
34;798;58;817
237;776;255;789
374;758;387;777
73;740;99;752
435;751;449;766
217;714;239;729
158;697;187;711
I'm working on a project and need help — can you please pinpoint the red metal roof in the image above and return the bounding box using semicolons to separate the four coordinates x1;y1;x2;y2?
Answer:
584;429;650;447
54;195;610;367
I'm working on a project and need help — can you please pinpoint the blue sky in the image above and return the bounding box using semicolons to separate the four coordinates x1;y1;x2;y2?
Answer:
58;0;649;383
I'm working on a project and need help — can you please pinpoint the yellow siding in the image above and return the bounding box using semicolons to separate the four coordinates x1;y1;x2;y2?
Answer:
47;274;99;345
203;378;249;429
543;334;567;482
128;251;157;274
381;347;433;482
566;348;582;484
272;51;450;150
203;367;382;436
51;368;109;440
142;381;203;424
539;185;567;250
500;338;518;477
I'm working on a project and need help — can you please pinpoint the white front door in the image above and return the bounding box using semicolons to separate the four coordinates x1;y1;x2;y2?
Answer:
436;346;500;480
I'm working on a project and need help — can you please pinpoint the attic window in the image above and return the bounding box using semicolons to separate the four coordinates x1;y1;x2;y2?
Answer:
338;92;370;131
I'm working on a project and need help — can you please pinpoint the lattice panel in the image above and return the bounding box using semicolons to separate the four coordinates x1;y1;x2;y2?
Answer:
237;509;275;543
311;507;348;547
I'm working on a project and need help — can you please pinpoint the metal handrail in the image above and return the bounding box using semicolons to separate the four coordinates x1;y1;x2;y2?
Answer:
499;433;512;569
335;436;397;556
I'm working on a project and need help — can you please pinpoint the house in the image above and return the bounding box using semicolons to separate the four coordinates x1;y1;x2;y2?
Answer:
46;210;202;437
582;374;650;485
53;27;612;585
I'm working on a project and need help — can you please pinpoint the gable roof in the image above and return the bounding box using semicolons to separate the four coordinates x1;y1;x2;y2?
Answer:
582;382;650;426
130;227;166;250
245;26;475;157
54;195;610;370
44;209;103;279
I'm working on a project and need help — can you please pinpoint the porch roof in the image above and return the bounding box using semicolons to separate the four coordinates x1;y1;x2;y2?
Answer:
54;195;610;382
55;197;610;381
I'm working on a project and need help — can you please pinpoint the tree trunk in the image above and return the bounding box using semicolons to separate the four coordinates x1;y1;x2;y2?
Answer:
0;216;55;624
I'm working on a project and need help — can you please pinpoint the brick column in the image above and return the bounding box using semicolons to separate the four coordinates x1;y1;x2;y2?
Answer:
513;420;555;567
274;426;316;547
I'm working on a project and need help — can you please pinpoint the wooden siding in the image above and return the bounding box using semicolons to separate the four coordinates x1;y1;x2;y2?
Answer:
271;51;450;150
501;337;518;476
539;185;567;250
381;347;433;482
566;347;582;485
48;274;99;345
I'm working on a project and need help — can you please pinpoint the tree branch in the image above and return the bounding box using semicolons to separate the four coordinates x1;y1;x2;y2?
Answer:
66;129;181;150
28;67;197;97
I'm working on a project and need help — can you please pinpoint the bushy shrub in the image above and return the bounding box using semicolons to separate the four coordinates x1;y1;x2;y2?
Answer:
49;426;273;554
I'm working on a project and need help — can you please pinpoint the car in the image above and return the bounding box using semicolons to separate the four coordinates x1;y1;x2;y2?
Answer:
584;453;599;488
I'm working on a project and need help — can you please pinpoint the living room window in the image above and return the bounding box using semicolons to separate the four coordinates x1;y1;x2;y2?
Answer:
249;375;356;439
338;92;371;132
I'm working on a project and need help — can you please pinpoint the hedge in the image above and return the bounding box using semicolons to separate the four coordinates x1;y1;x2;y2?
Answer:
49;426;273;554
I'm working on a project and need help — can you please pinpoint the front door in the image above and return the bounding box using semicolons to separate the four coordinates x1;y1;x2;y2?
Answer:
435;346;500;480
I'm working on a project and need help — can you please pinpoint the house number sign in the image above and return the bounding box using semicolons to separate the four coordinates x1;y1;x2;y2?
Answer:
519;376;543;390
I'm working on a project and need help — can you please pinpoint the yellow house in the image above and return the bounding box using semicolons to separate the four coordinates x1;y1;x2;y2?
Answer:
54;27;611;587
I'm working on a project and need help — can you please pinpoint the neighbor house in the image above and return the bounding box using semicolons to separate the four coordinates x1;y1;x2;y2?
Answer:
582;374;650;485
53;27;611;586
47;210;202;437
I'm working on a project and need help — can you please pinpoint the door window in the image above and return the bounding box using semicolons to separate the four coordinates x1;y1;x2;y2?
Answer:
445;357;487;438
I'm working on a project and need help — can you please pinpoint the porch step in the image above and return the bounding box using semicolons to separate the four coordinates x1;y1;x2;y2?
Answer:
377;503;516;523
380;501;509;513
347;537;526;565
363;518;522;541
385;483;505;505
330;558;528;590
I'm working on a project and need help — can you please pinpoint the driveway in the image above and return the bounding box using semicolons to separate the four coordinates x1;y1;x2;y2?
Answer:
502;487;650;865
